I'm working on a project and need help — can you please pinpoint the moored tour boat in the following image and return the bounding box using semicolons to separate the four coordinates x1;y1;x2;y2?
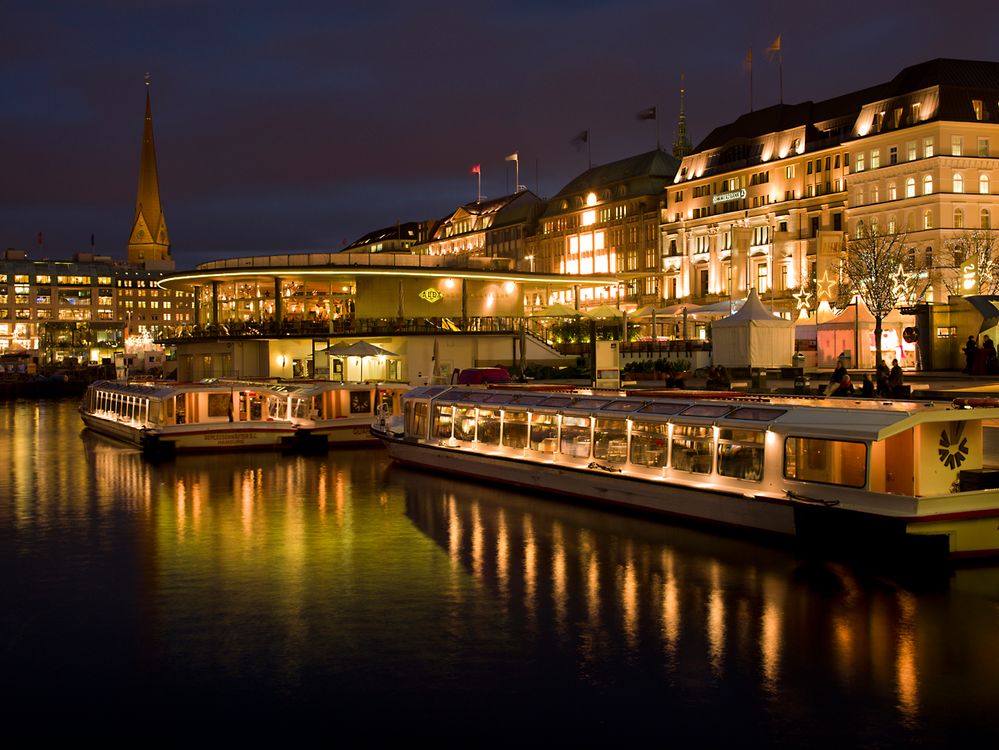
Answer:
81;379;408;454
371;385;999;560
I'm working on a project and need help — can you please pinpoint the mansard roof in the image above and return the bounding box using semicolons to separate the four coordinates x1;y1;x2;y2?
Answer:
692;58;999;157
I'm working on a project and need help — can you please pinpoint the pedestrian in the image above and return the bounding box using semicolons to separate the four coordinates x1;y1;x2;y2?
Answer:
964;336;978;374
826;357;848;396
889;360;904;398
861;374;875;397
832;373;854;396
875;359;891;397
985;335;998;374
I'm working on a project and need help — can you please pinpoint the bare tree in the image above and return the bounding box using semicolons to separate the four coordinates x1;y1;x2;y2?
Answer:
839;225;927;367
939;229;999;296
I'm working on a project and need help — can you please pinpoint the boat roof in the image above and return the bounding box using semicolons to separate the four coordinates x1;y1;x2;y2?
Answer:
89;379;408;400
403;385;998;442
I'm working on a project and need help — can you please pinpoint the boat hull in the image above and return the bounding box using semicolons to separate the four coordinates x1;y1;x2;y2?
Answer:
81;413;298;453
378;433;798;537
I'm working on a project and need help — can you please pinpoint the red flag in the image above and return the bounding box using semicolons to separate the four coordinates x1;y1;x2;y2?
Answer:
470;164;480;174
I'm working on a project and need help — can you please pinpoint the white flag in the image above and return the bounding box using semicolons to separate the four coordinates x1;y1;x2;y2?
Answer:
505;152;518;162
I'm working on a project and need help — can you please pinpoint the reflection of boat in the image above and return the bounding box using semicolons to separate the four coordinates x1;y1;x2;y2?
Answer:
373;385;999;560
80;379;408;454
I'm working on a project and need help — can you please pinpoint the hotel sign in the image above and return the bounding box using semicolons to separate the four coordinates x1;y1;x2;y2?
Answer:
418;288;444;303
712;189;746;204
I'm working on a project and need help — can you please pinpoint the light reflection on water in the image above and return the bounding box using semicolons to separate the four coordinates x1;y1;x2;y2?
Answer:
1;400;998;743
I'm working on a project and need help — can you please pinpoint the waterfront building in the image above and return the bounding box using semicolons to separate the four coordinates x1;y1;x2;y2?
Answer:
0;83;192;365
660;58;999;367
417;190;543;270
527;149;679;311
343;222;435;254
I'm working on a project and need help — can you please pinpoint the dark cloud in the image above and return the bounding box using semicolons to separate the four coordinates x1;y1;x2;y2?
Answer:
1;0;994;267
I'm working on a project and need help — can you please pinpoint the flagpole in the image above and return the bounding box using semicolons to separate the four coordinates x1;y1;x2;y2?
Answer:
656;105;660;150
779;50;784;104
515;157;519;192
587;130;592;169
477;169;481;202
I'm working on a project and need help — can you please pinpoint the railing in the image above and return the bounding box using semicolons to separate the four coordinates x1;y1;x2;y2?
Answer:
157;316;524;342
195;252;516;273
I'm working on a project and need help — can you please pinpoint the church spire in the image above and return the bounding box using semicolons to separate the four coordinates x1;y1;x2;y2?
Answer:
672;74;692;160
128;74;173;269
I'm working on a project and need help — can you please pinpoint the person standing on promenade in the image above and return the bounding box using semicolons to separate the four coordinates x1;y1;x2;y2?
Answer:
875;359;890;397
889;360;904;397
985;335;998;374
964;336;978;374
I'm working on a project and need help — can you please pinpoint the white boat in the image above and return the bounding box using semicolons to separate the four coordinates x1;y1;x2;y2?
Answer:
80;379;409;454
371;386;999;560
80;379;307;453
270;380;410;449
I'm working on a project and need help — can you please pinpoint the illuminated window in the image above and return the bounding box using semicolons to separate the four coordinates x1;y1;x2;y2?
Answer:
923;174;933;195
888;216;897;234
954;173;964;193
871;185;879;203
757;262;768;292
955;209;964;229
784;437;867;487
870;149;880;169
981;175;991;194
923;137;934;158
35;275;51;284
979;138;990;157
855;152;865;172
973;99;984;121
923;210;933;230
952;135;963;156
888;183;897;200
911;102;921;122
889;146;897;165
905;177;916;198
907;141;916;161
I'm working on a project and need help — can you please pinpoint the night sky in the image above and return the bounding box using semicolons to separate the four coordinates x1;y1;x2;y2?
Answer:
2;0;995;269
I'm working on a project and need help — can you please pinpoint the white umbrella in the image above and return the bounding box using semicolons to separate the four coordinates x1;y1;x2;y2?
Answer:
529;303;587;317
587;304;624;318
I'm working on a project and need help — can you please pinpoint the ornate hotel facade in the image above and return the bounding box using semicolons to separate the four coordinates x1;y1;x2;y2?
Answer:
153;58;999;378
659;58;999;317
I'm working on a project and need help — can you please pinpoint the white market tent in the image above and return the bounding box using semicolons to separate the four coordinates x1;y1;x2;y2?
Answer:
815;300;909;369
711;288;794;368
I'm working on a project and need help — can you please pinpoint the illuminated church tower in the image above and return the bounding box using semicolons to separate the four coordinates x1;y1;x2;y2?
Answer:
127;78;173;270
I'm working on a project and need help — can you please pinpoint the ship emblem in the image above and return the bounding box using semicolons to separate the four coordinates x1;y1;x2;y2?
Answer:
419;288;444;303
938;423;969;470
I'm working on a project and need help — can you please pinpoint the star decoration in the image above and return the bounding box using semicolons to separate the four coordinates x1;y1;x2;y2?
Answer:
815;270;837;302
793;284;813;312
891;263;908;304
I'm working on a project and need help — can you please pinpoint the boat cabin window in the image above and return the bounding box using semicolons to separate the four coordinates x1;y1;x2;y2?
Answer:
431;404;454;440
176;395;186;424
349;391;372;414
573;398;611;410
484;393;514;405
681;404;732;418
529;413;558;452
560;416;591;457
476;409;501;445
593;419;629;464
501;410;529;449
630;421;669;468
405;401;430;438
603;400;643;412
638;403;685;416
512;395;547;406
717;429;764;481
540;396;573;408
671;424;713;474
453;407;477;441
208;393;230;419
784;437;867;488
729;406;786;421
268;397;285;421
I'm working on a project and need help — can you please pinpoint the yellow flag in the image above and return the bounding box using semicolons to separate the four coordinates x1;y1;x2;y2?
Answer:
767;34;782;56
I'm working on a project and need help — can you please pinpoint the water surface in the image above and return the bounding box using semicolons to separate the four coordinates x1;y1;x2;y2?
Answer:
1;400;997;744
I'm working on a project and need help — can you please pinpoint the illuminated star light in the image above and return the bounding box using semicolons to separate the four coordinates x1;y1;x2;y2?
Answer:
891;263;908;303
793;284;813;312
815;270;837;302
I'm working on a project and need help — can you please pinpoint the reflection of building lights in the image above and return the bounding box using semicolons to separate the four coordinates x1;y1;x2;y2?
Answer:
503;281;515;294
444;278;456;289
